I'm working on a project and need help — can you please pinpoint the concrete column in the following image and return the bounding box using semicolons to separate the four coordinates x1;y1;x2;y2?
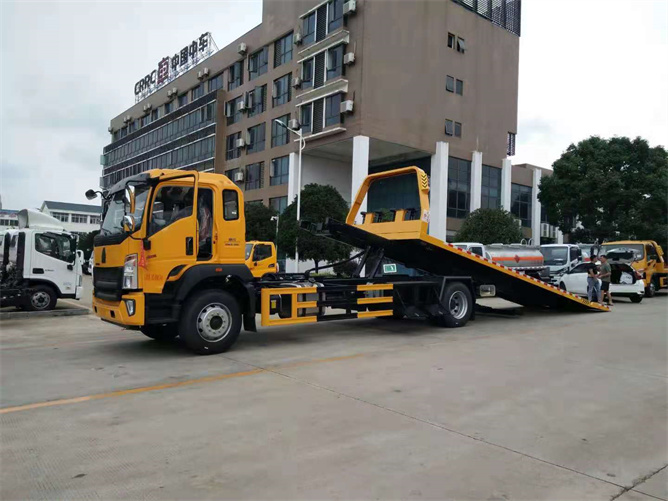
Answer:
429;141;449;242
351;136;370;224
557;229;564;245
285;152;299;272
531;168;542;245
501;158;512;211
470;151;483;212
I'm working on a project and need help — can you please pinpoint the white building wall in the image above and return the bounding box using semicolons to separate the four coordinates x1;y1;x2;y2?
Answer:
470;151;483;212
429;141;449;242
301;154;352;204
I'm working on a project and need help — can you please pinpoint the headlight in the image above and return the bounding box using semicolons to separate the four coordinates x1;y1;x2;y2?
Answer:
123;254;138;290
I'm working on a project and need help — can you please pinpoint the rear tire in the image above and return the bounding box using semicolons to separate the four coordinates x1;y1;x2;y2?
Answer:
140;324;179;341
645;281;656;298
437;282;473;328
559;282;567;291
179;290;241;355
26;285;57;311
630;295;643;304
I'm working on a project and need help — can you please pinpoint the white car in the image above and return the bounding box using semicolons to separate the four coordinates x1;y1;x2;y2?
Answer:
558;262;644;303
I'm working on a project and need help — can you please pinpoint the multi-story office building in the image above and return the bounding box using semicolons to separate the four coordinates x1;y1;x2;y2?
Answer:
40;201;102;235
102;0;558;267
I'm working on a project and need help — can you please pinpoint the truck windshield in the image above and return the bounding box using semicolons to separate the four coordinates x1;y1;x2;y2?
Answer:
100;185;150;235
541;246;568;265
601;244;644;261
245;243;253;260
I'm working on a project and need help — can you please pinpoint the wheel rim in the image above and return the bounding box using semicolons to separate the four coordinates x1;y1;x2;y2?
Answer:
650;283;656;294
196;303;232;342
448;291;468;320
31;291;50;310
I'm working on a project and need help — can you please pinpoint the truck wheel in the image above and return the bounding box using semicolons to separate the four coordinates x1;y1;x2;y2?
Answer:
645;281;656;298
559;282;567;291
179;290;241;355
630;295;643;304
140;324;179;341
437;282;473;328
27;285;57;311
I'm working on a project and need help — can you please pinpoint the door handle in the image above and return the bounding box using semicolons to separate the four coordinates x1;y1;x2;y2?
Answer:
186;237;194;255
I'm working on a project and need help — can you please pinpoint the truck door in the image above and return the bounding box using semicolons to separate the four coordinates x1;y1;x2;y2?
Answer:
145;182;198;293
31;231;78;296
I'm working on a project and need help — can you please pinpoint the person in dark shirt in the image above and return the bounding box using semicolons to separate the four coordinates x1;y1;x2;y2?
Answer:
586;261;601;303
599;255;613;306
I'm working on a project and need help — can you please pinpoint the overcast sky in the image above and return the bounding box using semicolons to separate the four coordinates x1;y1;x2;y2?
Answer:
1;0;666;210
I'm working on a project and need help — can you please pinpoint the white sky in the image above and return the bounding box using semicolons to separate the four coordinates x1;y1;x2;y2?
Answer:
1;0;666;209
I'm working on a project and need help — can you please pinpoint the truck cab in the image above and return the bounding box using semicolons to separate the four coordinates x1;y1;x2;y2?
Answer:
540;244;583;283
600;240;666;297
245;241;278;278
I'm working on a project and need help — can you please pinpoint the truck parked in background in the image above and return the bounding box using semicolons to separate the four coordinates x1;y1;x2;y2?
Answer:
244;241;278;278
454;242;550;281
540;244;583;283
600;240;666;297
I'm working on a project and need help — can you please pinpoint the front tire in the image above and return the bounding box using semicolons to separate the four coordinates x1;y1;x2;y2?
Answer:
437;282;473;328
630;295;643;304
140;324;179;341
645;281;656;298
559;282;567;291
26;285;57;311
179;290;241;355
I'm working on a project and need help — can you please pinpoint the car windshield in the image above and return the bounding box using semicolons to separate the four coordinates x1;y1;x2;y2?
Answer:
541;246;568;265
602;244;644;261
100;184;151;235
245;243;253;260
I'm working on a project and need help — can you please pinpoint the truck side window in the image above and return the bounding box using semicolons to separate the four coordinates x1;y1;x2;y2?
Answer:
197;188;213;260
223;190;239;220
35;233;76;263
647;244;658;261
471;246;483;256
570;247;579;261
253;244;272;261
149;185;194;235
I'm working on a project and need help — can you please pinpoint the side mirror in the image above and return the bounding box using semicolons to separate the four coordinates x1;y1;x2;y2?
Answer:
122;215;136;233
123;185;136;215
85;189;98;200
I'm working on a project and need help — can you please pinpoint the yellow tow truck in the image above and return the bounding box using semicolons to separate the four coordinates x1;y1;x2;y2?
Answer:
600;240;667;297
88;167;606;355
245;241;278;278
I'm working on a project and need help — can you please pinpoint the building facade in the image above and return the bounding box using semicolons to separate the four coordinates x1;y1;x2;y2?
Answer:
40;201;102;235
102;0;557;267
0;209;19;231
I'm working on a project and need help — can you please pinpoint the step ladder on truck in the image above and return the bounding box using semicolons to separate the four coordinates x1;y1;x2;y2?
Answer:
88;167;608;355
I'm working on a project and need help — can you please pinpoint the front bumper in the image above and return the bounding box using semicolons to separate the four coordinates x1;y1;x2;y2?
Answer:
92;292;145;327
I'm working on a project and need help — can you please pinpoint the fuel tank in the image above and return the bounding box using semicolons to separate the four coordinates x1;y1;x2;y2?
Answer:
485;244;546;270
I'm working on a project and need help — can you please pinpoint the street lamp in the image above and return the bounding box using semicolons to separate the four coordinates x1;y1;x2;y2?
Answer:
274;118;305;270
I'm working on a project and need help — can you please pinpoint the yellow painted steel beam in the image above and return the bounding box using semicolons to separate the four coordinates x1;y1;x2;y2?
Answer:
358;310;394;318
357;297;393;305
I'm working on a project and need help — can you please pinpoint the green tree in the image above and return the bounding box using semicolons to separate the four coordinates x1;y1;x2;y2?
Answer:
539;136;668;248
244;202;278;242
276;184;351;269
77;230;99;259
454;208;524;244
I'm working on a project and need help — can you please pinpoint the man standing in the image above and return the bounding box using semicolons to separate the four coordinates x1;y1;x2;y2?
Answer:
599;254;613;306
586;259;601;303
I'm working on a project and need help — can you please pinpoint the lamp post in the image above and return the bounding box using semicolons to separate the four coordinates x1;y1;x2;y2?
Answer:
274;118;305;270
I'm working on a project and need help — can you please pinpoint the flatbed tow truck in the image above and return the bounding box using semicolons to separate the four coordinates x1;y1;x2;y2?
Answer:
89;166;607;355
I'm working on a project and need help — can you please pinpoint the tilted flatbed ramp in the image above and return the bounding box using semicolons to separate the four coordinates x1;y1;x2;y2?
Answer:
318;167;608;313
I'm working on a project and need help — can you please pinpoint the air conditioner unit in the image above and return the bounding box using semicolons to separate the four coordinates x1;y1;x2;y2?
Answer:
197;67;210;79
288;119;301;130
541;223;550;238
293;32;303;45
123;115;132;123
238;42;247;55
292;77;302;88
340;99;354;114
234;171;245;183
269;160;276;177
167;87;178;99
343;52;355;65
343;0;357;15
235;138;246;149
517;219;523;228
237;100;247;112
143;103;152;112
107;126;114;133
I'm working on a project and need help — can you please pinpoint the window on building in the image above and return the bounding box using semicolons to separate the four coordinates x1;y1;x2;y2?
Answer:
229;61;243;90
328;0;344;32
178;93;188;108
326;45;344;81
314;52;326;88
312;99;324;134
208;72;224;93
302;59;314;89
141;115;150;127
226;96;243;125
270;196;288;214
456;79;464;95
301;103;313;134
249;47;268;81
447;157;471;219
151;109;159;122
247;85;266;117
51;212;69;222
273;74;291;107
272;114;291;147
164;102;172;115
507;132;516;156
446;76;455;92
481;165;501;209
511;183;532;227
448;32;455;48
247;123;266;154
302;12;316;45
71;214;88;223
456;37;466;53
454;122;462;138
325;94;342;127
226;167;241;183
128;121;137;133
541;205;548;224
90;215;101;225
226;132;241;160
445;119;454;136
274;32;293;68
120;126;128;138
271;156;290;186
191;83;204;100
245;162;264;190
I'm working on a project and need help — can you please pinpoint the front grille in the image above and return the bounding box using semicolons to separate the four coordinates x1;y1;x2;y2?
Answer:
93;266;123;301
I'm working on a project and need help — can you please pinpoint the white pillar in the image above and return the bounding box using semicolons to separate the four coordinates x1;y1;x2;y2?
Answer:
501;158;512;211
429;141;449;242
557;229;564;245
285;152;299;272
351;136;370;224
531;168;542;245
470;151;483;212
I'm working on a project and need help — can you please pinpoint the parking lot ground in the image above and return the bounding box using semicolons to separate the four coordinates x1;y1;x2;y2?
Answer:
1;294;666;500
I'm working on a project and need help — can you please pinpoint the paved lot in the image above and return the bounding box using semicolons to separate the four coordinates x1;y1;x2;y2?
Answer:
1;292;666;500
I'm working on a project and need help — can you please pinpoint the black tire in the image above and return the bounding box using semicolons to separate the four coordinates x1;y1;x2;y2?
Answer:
630;295;643;304
179;290;242;355
140;324;179;341
645;281;656;298
559;282;567;291
26;285;57;311
437;282;473;328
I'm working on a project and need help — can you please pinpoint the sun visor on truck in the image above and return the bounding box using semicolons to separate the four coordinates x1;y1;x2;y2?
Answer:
18;208;66;231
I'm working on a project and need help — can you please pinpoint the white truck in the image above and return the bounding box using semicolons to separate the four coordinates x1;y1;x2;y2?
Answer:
539;243;583;283
454;242;550;281
0;209;83;311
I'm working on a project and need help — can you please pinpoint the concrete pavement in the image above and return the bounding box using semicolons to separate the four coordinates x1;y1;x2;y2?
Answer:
1;292;666;500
